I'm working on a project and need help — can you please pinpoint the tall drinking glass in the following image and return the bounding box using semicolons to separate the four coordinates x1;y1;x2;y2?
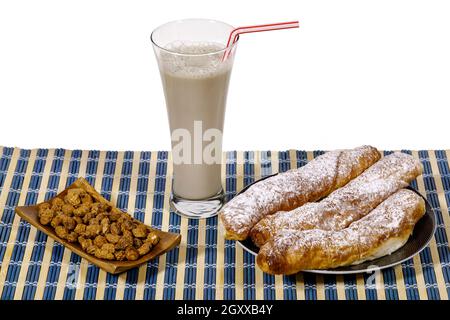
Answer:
151;19;238;218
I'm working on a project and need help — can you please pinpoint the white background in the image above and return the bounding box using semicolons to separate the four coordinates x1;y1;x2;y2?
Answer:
1;0;449;152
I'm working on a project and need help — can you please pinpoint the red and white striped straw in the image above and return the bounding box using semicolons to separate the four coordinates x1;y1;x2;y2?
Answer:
223;20;299;60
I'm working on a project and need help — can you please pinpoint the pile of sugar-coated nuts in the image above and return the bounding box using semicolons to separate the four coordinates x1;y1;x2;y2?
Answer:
38;188;160;261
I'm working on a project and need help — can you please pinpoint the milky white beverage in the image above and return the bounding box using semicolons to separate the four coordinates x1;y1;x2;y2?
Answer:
157;42;233;200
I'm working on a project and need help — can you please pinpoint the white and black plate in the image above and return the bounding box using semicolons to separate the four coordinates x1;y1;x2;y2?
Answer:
237;174;436;275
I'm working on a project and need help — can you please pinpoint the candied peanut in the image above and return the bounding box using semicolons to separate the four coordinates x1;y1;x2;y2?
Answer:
145;232;160;246
80;193;93;205
38;202;51;214
66;232;78;243
55;226;68;239
125;247;139;261
123;229;133;237
132;224;148;238
133;238;143;249
62;216;76;230
52;197;64;206
51;215;64;228
110;222;120;236
101;217;110;234
103;204;112;214
78;236;93;251
115;232;133;250
73;216;83;225
38;202;51;209
92;213;106;224
39;208;54;226
51;198;65;212
65;188;83;206
85;224;101;238
89;219;99;227
114;250;126;261
61;204;74;216
94;247;114;260
73;204;90;217
120;220;133;233
105;233;120;244
82;211;95;224
118;214;132;222
109;211;122;222
90;203;101;215
86;245;96;255
138;242;152;256
102;243;115;253
74;223;86;235
94;235;107;248
94;243;115;260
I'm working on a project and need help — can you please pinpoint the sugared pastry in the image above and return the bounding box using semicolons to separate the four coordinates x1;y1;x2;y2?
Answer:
257;189;425;274
220;146;381;240
250;152;422;247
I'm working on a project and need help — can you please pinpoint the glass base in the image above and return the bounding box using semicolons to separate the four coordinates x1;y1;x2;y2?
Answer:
170;189;225;219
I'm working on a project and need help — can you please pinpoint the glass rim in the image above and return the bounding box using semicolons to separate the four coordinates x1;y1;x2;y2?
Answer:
150;18;239;57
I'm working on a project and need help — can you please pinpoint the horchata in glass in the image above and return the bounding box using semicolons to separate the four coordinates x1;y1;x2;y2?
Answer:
151;19;238;218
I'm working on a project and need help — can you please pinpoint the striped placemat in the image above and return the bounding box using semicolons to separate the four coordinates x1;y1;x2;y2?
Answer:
0;146;448;300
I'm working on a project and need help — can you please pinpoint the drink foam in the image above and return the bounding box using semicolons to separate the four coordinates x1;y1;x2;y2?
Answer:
158;41;232;79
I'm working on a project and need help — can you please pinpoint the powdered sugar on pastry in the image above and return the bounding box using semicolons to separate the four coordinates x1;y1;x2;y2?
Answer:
219;146;381;240
257;189;426;274
250;152;422;246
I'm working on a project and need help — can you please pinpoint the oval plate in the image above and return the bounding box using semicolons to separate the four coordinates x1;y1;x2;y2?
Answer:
237;174;436;275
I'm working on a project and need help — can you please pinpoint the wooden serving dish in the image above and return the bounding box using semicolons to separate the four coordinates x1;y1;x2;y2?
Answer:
15;177;181;274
